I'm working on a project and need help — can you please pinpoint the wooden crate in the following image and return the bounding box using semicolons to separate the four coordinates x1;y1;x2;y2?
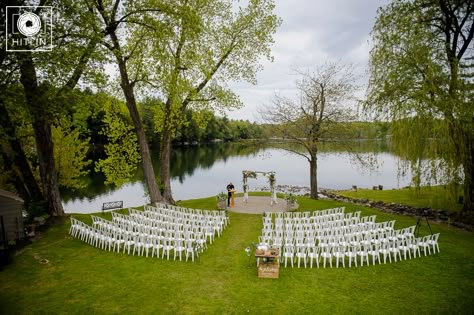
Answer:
258;261;279;279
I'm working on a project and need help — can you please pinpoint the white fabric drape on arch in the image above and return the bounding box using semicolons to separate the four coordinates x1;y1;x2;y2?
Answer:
242;170;277;205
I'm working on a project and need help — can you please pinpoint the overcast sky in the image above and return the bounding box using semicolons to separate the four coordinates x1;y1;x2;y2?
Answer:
226;0;388;121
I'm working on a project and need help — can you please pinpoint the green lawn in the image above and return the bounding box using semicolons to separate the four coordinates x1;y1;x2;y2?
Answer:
1;195;473;314
336;186;463;212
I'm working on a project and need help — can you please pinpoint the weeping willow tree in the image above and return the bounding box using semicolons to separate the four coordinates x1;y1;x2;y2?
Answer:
367;0;474;213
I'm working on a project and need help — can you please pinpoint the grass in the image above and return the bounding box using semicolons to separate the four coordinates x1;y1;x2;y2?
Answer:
335;186;463;212
0;194;473;314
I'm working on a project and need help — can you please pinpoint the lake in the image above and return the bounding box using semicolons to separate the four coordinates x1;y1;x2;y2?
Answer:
62;141;412;213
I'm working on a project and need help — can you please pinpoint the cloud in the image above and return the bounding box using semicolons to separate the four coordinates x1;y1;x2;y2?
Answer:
226;0;385;121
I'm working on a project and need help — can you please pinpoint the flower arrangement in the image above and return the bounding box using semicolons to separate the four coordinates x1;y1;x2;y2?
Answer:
216;191;227;201
243;170;257;179
285;193;297;203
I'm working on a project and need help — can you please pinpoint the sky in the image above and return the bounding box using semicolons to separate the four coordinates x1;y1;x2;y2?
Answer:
226;0;388;121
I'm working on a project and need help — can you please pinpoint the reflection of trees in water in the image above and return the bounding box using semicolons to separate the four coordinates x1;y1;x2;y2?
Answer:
170;143;265;183
62;142;265;201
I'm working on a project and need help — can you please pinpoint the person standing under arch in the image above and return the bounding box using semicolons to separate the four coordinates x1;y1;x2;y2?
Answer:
226;182;235;207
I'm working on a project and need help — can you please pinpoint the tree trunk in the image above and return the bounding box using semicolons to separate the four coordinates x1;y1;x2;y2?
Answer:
110;32;162;205
31;119;64;216
309;154;318;199
0;101;44;202
160;128;175;204
18;53;64;216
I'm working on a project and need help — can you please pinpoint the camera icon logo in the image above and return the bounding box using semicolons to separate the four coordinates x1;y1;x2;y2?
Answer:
17;12;42;37
5;6;53;52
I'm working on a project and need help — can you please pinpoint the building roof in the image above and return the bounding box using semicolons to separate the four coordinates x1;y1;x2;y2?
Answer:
0;189;24;203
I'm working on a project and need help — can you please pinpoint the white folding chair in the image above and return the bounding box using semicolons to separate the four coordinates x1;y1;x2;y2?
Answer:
283;245;295;268
295;245;307;268
427;233;440;254
345;245;358;268
333;245;346;268
320;245;333;268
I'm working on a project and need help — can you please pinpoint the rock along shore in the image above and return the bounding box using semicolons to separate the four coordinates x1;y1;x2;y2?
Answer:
319;189;473;231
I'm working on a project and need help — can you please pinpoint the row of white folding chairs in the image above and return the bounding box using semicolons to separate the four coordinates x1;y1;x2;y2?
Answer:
83;216;215;244
156;203;221;215
308;219;394;237
133;208;222;224
143;210;227;226
111;211;225;236
264;207;346;220
149;204;229;226
264;212;353;225
264;215;379;234
262;218;384;240
261;225;415;243
279;234;439;268
316;227;416;248
127;212;226;233
258;226;416;256
109;220;221;241
266;212;367;229
133;208;228;230
260;232;394;252
88;214;219;248
70;218;203;261
310;219;393;236
267;214;344;226
99;213;221;242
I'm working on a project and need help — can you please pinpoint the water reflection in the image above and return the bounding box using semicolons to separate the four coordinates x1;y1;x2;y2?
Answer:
62;141;411;213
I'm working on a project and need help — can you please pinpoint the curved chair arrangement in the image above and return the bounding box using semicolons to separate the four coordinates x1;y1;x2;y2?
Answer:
257;207;440;268
69;204;229;262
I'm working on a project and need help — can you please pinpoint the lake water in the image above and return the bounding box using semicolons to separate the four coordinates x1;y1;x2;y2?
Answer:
62;142;412;213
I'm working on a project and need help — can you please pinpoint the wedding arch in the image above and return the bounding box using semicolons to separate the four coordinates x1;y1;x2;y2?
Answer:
242;170;277;205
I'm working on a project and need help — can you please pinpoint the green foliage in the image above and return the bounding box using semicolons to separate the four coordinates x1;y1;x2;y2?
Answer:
147;0;281;138
95;100;141;186
52;119;91;189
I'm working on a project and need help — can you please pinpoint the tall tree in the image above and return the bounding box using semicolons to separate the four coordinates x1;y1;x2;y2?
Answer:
367;0;474;212
148;0;281;203
261;63;358;199
89;0;174;204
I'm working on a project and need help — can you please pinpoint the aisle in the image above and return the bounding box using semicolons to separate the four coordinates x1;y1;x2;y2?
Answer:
228;196;289;214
